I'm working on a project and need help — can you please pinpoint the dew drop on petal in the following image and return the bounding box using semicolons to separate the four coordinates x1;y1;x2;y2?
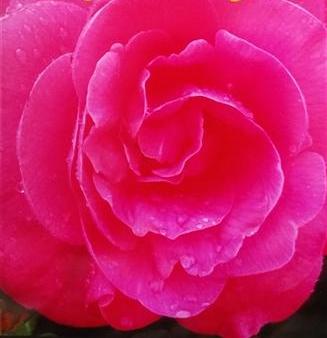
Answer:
17;181;25;194
215;245;222;253
149;280;164;293
176;310;191;318
180;255;195;269
177;215;187;225
159;228;168;236
15;48;27;64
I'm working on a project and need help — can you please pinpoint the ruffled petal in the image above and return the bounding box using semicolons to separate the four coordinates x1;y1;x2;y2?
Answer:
86;29;172;135
72;0;218;100
83;221;225;318
214;151;326;277
83;126;129;183
146;30;309;158
210;0;327;162
180;218;327;338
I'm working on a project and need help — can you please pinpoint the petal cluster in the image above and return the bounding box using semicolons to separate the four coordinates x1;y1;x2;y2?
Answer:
1;1;326;338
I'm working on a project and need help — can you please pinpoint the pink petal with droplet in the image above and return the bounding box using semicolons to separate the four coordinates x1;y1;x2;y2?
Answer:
17;54;83;244
179;217;327;338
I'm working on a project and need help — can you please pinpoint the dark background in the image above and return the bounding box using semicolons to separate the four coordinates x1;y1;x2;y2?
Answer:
1;259;326;337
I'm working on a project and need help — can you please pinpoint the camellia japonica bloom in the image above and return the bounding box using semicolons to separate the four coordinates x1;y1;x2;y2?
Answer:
1;0;326;337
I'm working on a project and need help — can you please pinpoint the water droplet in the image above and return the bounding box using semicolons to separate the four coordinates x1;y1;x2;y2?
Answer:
195;223;203;229
59;27;68;39
180;255;195;269
15;48;27;63
201;302;211;307
17;181;25;194
176;310;191;318
14;2;23;9
33;48;41;58
23;24;32;33
149;280;164;292
289;145;297;154
227;82;233;90
202;217;209;223
39;16;47;25
169;303;178;311
215;245;222;253
133;226;147;237
98;294;114;307
184;295;197;303
177;215;187;225
159;228;167;236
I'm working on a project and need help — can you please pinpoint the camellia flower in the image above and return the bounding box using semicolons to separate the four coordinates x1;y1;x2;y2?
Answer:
0;0;326;337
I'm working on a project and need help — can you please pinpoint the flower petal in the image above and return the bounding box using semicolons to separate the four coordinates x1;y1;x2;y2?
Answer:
146;31;309;158
1;2;86;243
211;0;327;161
83;221;225;318
180;217;327;338
72;0;218;100
17;53;83;244
0;220;105;327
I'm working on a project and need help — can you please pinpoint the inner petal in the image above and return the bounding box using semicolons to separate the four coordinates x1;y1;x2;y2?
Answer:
146;30;309;158
137;99;204;178
93;97;283;240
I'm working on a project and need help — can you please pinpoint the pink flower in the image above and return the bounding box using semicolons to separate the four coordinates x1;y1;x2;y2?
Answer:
1;1;326;337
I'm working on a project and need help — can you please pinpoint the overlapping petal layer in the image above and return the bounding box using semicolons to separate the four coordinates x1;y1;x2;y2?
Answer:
1;0;326;336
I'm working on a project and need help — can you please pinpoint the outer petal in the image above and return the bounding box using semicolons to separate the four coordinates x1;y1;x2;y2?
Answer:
211;0;327;161
0;219;105;327
86;268;159;330
214;151;326;277
17;53;84;245
146;31;309;158
0;1;87;244
180;218;327;338
83;221;226;318
287;0;326;21
3;0;91;14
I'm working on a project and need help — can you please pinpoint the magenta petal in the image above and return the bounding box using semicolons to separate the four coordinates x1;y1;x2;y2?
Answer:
138;99;204;177
147;31;309;157
83;126;129;183
151;224;244;278
99;291;159;331
211;0;327;162
5;0;91;14
86;29;172;138
72;0;218;100
288;0;326;21
214;151;326;277
277;152;326;227
0;220;105;327
17;54;83;245
1;0;87;252
93;172;234;240
215;219;297;278
179;218;327;338
85;268;159;330
83;222;225;318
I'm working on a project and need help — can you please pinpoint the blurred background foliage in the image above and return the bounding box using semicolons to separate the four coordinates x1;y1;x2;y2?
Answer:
1;259;326;337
